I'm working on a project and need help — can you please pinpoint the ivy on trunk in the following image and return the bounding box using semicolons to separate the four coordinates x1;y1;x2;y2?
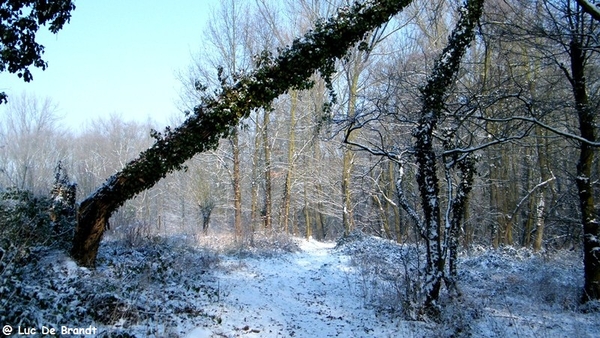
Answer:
412;0;484;310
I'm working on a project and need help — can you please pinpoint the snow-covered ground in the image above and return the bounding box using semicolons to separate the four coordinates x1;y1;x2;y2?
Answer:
177;235;600;338
2;233;600;337
194;239;407;337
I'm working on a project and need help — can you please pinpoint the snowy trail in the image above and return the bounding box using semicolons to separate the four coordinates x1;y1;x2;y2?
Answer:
194;240;400;338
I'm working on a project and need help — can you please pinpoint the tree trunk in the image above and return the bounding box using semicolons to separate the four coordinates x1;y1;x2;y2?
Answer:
232;131;243;242
490;166;499;248
373;193;392;239
532;191;545;251
569;39;600;301
312;103;326;240
281;91;298;234
71;0;415;267
341;150;355;235
250;121;261;232
523;147;536;247
341;48;363;235
533;127;551;251
262;109;272;230
414;0;484;309
504;148;516;245
314;182;326;240
341;135;356;235
388;161;402;242
447;157;475;286
304;180;311;239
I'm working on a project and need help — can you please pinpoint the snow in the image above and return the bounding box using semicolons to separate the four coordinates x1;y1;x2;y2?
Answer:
3;234;600;337
184;327;213;338
204;239;402;337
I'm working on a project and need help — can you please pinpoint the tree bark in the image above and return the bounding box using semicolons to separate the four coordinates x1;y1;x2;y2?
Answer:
414;0;484;309
281;91;298;234
231;131;243;242
262;109;272;230
533;127;551;251
569;38;600;301
71;0;415;267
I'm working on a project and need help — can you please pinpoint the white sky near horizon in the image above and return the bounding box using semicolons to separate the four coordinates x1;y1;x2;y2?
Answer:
0;0;218;131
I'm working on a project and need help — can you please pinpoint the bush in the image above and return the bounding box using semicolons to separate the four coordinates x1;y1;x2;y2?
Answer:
0;188;77;326
0;188;53;246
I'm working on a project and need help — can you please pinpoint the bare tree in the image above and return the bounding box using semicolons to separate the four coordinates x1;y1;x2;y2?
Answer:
344;0;484;311
478;0;600;301
407;0;483;310
559;2;600;301
0;93;66;193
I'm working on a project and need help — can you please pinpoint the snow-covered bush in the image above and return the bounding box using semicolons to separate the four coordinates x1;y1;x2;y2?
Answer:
1;223;221;337
196;231;301;258
0;188;55;248
0;188;75;326
336;230;423;318
242;232;300;257
0;248;89;328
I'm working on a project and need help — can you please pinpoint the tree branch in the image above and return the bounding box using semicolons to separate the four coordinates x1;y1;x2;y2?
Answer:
481;115;600;146
576;0;600;23
508;174;556;222
396;163;423;229
442;126;534;158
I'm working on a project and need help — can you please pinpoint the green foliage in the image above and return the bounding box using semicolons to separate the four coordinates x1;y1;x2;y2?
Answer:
0;188;52;248
0;0;76;103
0;187;73;287
0;189;71;328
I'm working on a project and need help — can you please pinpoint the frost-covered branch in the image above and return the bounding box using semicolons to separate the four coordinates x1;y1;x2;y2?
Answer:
395;163;423;230
508;173;556;222
480;115;600;146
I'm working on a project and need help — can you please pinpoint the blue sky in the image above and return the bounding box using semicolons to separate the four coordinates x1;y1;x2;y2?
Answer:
0;0;217;130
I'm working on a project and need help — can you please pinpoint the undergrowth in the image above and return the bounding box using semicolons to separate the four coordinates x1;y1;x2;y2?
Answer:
336;230;600;337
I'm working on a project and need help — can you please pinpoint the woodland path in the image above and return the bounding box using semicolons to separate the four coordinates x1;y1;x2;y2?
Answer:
188;240;405;338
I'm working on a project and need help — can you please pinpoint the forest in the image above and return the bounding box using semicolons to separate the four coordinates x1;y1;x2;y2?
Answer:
1;0;600;336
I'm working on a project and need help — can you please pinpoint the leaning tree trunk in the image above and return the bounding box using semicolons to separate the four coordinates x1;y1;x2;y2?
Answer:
413;0;484;309
71;0;416;267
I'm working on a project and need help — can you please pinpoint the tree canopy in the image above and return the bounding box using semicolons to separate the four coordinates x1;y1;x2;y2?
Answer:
0;0;75;103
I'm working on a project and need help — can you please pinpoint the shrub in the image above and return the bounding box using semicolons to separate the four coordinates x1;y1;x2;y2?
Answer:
0;188;53;247
0;188;76;325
